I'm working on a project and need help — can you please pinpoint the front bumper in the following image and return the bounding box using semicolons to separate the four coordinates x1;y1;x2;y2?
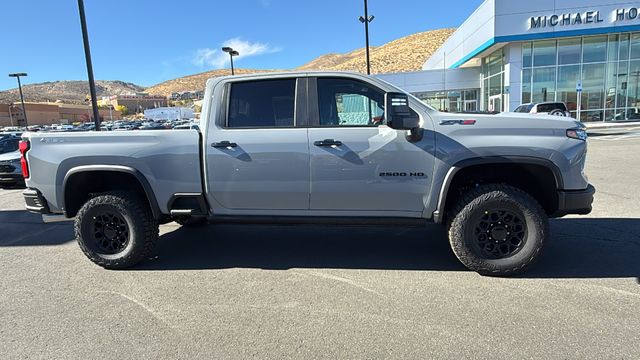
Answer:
553;184;596;217
23;188;50;214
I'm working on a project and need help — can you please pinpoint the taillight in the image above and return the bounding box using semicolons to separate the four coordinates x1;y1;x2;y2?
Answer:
19;140;30;179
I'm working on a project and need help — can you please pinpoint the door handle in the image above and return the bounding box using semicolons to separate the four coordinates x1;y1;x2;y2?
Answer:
211;141;238;148
313;139;343;147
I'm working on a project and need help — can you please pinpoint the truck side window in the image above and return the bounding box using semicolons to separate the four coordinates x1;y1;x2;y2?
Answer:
317;78;385;127
227;79;296;128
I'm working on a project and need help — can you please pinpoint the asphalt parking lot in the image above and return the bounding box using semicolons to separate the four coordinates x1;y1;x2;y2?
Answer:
0;138;639;359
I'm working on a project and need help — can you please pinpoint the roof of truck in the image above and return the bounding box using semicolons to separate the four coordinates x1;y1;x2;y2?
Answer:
205;71;374;87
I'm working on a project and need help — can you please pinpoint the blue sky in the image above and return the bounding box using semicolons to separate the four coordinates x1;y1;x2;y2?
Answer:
0;0;483;91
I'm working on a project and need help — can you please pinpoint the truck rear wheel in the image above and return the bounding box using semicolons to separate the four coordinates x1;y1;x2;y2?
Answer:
74;191;159;269
447;184;548;276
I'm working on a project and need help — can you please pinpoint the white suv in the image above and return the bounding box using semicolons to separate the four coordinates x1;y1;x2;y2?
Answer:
514;102;572;117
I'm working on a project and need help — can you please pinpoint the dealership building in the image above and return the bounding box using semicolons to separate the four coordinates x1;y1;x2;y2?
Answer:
378;0;640;121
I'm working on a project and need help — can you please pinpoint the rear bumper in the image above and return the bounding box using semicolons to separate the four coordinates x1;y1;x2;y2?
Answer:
0;173;24;184
23;188;50;214
553;184;595;217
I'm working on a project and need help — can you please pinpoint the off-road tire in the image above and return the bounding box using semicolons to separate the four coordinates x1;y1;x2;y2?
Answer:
75;191;159;269
447;184;548;276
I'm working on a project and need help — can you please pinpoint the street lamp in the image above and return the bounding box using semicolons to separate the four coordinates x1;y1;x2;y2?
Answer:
222;47;239;75
77;0;101;130
8;73;28;127
358;0;374;75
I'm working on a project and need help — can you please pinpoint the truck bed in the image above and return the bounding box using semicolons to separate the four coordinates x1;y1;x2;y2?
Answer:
23;130;202;214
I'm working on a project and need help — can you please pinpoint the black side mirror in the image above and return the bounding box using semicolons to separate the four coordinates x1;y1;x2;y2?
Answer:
385;92;419;130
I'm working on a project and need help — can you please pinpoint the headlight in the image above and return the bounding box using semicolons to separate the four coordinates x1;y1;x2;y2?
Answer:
566;128;588;141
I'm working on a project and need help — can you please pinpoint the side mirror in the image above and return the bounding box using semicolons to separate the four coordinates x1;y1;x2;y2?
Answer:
385;92;419;130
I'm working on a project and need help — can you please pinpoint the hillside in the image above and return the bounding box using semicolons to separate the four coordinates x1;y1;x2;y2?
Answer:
0;80;144;104
0;28;455;101
146;28;455;96
297;28;455;73
145;68;280;97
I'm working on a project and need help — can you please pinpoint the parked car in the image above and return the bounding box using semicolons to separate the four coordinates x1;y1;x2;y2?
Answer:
514;102;572;117
139;123;166;130
0;136;24;188
172;123;200;131
20;71;594;276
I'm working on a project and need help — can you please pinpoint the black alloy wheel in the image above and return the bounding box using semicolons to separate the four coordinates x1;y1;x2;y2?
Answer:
447;184;548;276
91;211;130;254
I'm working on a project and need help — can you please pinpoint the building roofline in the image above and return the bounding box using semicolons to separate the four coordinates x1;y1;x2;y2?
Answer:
450;23;640;68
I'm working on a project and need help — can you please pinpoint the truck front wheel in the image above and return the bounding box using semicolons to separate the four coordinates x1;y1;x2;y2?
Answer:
74;191;159;269
447;184;548;276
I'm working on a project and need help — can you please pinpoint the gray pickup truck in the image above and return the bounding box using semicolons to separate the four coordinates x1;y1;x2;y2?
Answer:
20;72;594;276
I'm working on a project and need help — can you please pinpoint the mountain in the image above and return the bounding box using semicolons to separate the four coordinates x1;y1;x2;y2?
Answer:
0;80;144;104
144;68;281;97
0;28;455;101
297;28;455;73
144;28;455;97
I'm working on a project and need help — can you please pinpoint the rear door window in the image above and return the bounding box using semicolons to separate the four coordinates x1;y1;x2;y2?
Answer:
227;79;296;128
537;103;566;112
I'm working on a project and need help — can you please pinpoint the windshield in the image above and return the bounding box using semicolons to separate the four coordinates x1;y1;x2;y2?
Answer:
0;138;19;155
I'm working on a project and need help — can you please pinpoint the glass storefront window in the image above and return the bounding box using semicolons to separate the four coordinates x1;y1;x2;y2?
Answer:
485;49;503;77
605;62;617;110
557;65;580;111
581;63;605;110
413;89;479;112
558;38;581;65
583;36;607;63
627;60;640;109
532;67;555;103
631;33;640;60
482;48;505;112
523;42;532;68
581;110;603;122
620;34;630;61
616;61;628;109
608;35;619;62
489;74;502;97
522;68;532;103
533;40;557;67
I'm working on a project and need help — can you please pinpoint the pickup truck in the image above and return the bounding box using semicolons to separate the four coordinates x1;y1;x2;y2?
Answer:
20;71;595;276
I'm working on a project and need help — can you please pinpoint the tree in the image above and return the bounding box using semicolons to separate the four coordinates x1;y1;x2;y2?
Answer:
114;105;128;116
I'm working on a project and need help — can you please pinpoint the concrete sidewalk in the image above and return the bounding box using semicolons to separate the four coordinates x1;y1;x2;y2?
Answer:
584;121;640;136
584;121;640;129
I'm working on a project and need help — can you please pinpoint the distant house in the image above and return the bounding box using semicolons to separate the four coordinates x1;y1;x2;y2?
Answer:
98;93;167;113
144;107;194;121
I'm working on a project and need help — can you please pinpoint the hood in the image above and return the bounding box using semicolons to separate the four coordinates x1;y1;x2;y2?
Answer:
432;111;583;131
0;150;20;161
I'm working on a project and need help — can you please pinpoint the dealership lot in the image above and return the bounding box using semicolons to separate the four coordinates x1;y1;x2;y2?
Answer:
0;138;638;359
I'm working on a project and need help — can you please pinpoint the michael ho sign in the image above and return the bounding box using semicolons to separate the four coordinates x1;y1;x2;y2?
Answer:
529;7;640;29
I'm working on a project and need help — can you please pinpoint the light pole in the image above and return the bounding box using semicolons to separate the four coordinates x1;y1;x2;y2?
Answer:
8;73;28;127
77;0;101;131
359;0;374;75
222;47;239;75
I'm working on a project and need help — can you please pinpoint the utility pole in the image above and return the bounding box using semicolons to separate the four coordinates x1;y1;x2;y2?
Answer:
8;103;14;126
77;0;101;130
8;73;28;127
359;0;374;75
